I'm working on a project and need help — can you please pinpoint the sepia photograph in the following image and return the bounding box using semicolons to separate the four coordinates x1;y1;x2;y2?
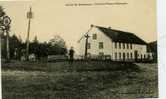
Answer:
0;0;158;99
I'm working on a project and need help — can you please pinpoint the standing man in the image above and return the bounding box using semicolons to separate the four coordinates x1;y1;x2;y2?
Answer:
69;47;75;64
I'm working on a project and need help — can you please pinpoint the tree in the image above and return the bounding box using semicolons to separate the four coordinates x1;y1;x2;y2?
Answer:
29;36;49;59
148;41;157;62
48;35;67;55
9;34;22;59
1;33;7;58
0;6;5;27
0;6;11;61
29;36;40;59
0;6;10;33
0;6;5;17
49;35;66;48
1;33;22;59
0;6;6;59
18;35;22;43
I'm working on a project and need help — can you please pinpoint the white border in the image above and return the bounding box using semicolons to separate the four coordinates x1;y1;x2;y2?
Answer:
0;0;166;99
158;0;166;99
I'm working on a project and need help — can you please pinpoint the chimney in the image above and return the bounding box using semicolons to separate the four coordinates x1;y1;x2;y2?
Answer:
91;24;94;27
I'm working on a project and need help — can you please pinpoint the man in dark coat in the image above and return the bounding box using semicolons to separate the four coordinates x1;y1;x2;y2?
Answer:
69;47;75;63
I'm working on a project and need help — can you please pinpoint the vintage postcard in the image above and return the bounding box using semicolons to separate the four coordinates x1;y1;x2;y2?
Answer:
0;0;158;99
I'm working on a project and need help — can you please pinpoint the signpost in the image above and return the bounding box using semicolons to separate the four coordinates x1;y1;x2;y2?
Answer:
0;27;3;57
2;16;11;62
3;16;11;27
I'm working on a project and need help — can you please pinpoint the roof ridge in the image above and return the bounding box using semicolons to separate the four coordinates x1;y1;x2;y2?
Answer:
95;25;147;44
95;25;134;35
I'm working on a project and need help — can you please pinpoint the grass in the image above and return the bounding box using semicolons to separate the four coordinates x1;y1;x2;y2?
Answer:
1;61;158;99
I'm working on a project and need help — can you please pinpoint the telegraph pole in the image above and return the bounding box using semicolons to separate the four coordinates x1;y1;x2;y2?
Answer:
26;7;33;61
77;25;94;59
84;34;90;59
84;24;94;59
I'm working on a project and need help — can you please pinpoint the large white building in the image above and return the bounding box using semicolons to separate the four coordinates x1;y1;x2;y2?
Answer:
78;25;152;61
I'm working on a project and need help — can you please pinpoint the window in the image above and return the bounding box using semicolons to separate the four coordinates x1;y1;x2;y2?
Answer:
123;43;125;49
99;42;104;49
115;42;117;49
130;44;132;49
144;54;146;59
87;43;91;49
130;53;133;59
127;53;129;59
141;54;143;59
127;44;129;49
92;34;97;40
119;43;121;49
119;52;121;59
123;53;125;60
115;52;117;59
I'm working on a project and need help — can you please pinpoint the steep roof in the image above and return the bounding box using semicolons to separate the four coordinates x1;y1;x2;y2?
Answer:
96;26;147;45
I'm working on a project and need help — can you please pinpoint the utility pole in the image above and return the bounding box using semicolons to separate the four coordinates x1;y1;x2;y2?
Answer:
84;34;90;59
26;7;33;61
77;24;94;59
84;24;94;59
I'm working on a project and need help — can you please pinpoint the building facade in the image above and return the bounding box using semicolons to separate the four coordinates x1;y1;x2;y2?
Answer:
78;25;153;61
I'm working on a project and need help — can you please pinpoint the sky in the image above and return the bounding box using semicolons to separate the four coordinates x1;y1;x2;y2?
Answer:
0;0;157;50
